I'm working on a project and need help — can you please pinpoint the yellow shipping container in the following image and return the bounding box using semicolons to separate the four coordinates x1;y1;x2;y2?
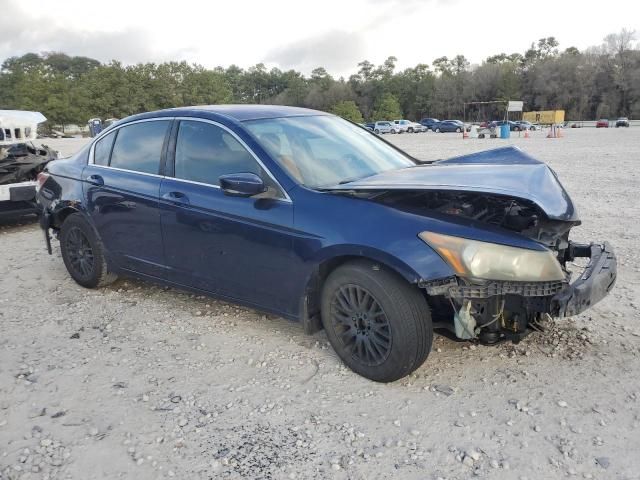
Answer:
522;110;565;124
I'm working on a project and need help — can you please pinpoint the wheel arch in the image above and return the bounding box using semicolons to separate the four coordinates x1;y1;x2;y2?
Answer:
51;203;83;229
298;248;428;335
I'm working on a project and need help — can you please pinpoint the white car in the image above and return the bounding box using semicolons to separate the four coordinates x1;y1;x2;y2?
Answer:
373;121;397;134
393;119;424;133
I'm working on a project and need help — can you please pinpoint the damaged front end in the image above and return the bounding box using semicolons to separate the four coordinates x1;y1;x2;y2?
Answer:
420;241;616;343
325;146;617;343
0;142;58;186
0;110;59;217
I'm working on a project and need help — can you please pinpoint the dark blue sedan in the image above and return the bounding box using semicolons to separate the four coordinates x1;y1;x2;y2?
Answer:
36;105;616;382
418;117;439;131
433;120;464;133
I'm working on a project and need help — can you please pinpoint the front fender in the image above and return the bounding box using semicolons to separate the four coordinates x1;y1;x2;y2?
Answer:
312;239;454;284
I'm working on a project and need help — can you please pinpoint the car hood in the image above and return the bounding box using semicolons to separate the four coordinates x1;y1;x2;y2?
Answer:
325;146;578;221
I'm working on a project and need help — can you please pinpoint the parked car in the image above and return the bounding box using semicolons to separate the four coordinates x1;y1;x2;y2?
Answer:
514;120;537;131
433;120;464;133
37;105;617;382
489;120;521;131
373;121;397;134
615;117;630;128
596;119;609;128
419;118;440;131
393;119;424;133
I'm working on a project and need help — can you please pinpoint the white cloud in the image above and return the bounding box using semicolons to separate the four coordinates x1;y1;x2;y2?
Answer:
1;0;638;76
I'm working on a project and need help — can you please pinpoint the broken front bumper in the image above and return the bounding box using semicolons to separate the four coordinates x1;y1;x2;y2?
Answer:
552;242;617;317
423;241;617;319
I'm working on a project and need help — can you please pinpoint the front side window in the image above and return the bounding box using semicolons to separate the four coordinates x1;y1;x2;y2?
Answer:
174;120;263;186
110;121;169;174
245;115;415;188
93;131;116;166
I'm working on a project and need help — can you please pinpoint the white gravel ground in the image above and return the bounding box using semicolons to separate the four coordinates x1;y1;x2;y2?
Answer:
1;128;639;480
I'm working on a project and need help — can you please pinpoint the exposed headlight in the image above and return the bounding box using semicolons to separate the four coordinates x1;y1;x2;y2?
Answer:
419;232;565;282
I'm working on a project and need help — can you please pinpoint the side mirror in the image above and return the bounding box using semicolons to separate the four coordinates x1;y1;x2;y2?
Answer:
219;172;267;197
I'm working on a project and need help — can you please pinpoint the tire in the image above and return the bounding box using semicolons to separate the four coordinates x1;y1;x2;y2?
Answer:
456;127;462;133
435;128;440;133
514;126;520;131
60;213;117;288
321;260;432;382
408;127;414;133
374;129;380;134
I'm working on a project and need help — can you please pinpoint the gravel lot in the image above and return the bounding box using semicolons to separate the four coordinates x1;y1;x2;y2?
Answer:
1;128;639;480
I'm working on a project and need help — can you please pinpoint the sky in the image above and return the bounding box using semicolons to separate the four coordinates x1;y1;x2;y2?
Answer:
1;0;638;77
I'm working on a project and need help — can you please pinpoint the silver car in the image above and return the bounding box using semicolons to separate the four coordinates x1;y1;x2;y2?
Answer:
374;121;396;134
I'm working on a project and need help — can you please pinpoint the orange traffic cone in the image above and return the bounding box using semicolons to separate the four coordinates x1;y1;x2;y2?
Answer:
463;129;469;139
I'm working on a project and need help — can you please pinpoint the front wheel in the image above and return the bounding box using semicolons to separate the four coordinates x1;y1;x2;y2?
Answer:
456;127;462;133
435;128;440;133
321;260;432;382
60;213;117;288
374;129;380;134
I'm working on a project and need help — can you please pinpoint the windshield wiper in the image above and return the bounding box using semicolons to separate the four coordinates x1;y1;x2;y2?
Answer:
338;177;363;185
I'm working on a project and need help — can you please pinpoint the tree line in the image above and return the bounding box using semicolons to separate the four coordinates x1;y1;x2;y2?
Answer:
0;29;638;127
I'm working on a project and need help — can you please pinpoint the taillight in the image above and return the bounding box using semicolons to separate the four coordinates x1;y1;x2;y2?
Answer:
36;172;50;191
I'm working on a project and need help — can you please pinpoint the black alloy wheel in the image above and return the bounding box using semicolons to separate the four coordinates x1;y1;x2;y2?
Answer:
65;226;95;280
321;260;433;382
59;213;118;288
329;284;392;366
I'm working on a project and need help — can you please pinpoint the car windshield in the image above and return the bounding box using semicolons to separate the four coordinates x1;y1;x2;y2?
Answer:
244;115;416;188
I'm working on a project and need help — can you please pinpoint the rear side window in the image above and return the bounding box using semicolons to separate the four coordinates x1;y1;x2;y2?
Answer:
174;120;262;186
110;121;169;174
93;131;115;166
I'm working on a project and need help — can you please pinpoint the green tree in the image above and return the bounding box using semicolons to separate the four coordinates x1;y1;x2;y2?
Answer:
372;93;402;120
330;100;363;123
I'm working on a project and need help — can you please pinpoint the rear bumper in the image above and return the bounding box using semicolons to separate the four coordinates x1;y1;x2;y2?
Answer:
552;242;617;317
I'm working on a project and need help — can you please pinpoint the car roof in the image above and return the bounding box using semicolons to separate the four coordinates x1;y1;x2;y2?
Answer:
115;104;328;125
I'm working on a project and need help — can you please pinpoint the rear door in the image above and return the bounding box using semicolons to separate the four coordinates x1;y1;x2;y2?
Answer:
82;118;171;278
159;118;298;314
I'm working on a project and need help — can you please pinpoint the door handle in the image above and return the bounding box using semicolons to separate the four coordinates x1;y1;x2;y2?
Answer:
162;191;190;206
87;174;104;186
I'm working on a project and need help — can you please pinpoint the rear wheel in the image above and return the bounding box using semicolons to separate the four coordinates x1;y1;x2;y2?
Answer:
321;260;432;382
435;128;441;133
374;129;380;134
60;213;117;288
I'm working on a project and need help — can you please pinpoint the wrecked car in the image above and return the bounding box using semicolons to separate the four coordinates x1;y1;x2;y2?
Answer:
1;110;58;217
36;106;616;382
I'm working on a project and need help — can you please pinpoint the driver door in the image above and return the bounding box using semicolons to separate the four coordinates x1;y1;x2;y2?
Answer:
159;119;299;315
